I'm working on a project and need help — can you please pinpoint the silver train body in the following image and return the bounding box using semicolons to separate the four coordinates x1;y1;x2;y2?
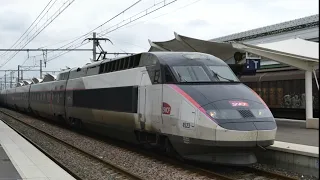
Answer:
0;52;277;165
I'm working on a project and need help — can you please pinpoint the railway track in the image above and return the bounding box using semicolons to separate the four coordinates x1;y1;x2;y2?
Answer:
136;146;300;180
0;108;301;180
0;109;143;180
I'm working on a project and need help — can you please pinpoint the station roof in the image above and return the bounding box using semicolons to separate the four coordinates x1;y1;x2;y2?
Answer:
148;32;241;60
148;32;319;71
232;38;319;71
210;14;319;42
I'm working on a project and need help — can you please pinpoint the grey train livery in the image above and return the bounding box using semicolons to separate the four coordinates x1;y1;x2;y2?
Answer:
0;52;277;165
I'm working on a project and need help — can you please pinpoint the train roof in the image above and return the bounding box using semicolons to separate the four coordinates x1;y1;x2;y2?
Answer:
31;78;43;84
16;82;23;87
99;51;226;66
23;80;32;85
42;73;56;82
81;61;101;68
149;51;227;66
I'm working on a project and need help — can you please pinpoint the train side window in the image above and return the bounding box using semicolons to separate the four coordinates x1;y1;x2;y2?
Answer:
108;62;112;72
104;62;109;73
118;59;122;70
110;61;115;72
154;70;160;84
115;60;119;71
128;58;133;68
165;67;174;83
133;57;140;68
119;59;124;70
109;61;113;72
99;63;105;73
123;58;128;69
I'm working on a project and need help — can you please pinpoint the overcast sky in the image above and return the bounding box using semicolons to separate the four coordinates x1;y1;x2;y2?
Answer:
0;0;318;80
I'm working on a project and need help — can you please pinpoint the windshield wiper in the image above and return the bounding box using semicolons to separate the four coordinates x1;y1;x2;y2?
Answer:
211;70;234;82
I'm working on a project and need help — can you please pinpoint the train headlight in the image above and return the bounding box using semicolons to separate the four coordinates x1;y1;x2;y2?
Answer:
251;109;273;118
207;110;218;118
206;109;242;119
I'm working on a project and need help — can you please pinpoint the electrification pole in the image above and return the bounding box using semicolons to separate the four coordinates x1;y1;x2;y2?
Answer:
40;60;42;79
4;71;6;89
93;32;97;61
18;65;20;82
10;72;13;88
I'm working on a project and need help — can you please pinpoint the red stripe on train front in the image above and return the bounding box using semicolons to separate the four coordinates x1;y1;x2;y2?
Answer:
168;84;217;123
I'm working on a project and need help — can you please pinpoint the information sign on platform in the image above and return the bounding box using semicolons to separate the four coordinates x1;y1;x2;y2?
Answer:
245;57;261;71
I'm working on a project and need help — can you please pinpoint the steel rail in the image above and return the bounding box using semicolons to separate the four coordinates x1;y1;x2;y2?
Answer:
0;109;144;180
0;108;301;180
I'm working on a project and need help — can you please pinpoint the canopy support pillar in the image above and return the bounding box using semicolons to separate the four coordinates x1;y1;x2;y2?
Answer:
305;70;318;129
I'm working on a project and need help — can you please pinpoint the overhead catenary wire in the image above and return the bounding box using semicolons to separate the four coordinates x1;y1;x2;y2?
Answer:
120;0;203;31
44;0;179;63
49;0;142;51
0;0;55;58
16;0;143;68
0;0;76;69
1;0;180;84
19;0;76;66
0;0;76;81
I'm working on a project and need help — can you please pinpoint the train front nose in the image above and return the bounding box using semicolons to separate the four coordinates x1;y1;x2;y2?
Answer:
177;83;277;145
202;98;277;148
181;83;277;131
203;99;276;132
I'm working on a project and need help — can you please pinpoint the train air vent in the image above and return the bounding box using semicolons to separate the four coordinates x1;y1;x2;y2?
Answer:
238;109;254;118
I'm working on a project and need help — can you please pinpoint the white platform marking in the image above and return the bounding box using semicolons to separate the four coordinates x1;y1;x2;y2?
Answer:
0;120;75;180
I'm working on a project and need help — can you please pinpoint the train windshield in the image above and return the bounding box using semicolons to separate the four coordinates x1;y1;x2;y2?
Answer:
171;65;239;83
172;66;210;82
208;66;239;82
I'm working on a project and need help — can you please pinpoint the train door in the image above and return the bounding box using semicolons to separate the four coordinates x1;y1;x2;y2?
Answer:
50;85;56;115
179;100;196;138
138;71;148;130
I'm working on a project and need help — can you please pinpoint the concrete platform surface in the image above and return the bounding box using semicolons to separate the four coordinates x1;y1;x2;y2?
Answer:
268;141;318;157
0;120;75;180
275;119;319;147
0;144;22;180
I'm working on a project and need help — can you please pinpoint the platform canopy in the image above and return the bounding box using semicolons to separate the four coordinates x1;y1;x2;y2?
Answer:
148;32;242;61
148;32;319;71
232;38;319;71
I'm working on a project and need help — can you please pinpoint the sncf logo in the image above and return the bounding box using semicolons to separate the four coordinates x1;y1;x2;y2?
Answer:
229;101;249;107
162;102;171;114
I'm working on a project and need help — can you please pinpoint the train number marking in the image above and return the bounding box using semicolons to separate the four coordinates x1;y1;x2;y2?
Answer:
162;102;171;114
182;122;190;128
229;101;249;107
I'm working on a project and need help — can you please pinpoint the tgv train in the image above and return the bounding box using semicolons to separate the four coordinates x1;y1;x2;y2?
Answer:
0;52;277;165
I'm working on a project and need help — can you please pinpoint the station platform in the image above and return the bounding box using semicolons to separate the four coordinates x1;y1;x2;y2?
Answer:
0;120;75;180
257;118;319;178
275;118;319;147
